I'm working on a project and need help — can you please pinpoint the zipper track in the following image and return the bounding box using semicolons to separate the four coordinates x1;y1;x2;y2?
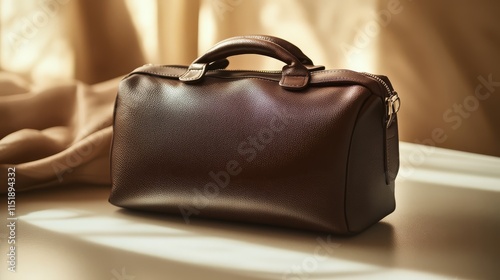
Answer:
163;65;399;126
207;69;282;74
361;72;400;128
361;72;393;97
209;69;394;97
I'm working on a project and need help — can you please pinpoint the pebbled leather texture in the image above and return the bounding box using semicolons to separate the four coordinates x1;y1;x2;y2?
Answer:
109;36;399;234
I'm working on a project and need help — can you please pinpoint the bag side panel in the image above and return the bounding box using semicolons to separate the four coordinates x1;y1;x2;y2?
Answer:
345;95;396;233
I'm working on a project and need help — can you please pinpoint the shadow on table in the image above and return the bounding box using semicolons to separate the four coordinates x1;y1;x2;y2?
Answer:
15;181;500;279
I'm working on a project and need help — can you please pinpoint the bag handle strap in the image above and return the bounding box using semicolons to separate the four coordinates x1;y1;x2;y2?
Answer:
235;35;315;65
206;35;324;71
179;37;311;90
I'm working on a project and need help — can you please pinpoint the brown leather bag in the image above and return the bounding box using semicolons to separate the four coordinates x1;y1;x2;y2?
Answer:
109;35;400;234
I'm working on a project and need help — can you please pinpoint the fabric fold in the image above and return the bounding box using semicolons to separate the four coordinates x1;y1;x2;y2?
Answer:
0;73;119;192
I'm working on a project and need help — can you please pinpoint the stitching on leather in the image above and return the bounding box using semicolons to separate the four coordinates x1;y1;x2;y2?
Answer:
310;70;370;84
132;68;373;86
139;71;180;78
130;66;188;78
180;69;203;81
160;66;187;70
313;76;366;84
311;70;356;75
281;75;308;87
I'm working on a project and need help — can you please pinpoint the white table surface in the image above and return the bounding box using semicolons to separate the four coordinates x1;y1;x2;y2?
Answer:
1;142;500;280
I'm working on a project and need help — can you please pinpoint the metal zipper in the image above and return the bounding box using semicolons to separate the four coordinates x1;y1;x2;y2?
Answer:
361;72;400;128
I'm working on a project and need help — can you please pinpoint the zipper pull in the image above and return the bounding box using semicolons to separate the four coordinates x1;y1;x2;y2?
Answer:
385;92;400;128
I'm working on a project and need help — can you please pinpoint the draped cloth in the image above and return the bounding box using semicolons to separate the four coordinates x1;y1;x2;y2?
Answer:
0;73;118;190
1;0;499;191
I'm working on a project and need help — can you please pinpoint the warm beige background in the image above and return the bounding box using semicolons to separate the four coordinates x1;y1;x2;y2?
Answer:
1;0;499;190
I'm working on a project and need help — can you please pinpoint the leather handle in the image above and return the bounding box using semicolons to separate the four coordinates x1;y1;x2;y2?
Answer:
235;35;314;65
207;35;323;72
179;37;310;90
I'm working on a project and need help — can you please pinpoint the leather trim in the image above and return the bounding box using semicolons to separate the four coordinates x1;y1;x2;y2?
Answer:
127;65;387;98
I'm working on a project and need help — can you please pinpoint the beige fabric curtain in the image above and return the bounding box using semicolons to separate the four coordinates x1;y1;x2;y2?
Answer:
0;73;117;190
1;0;499;191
